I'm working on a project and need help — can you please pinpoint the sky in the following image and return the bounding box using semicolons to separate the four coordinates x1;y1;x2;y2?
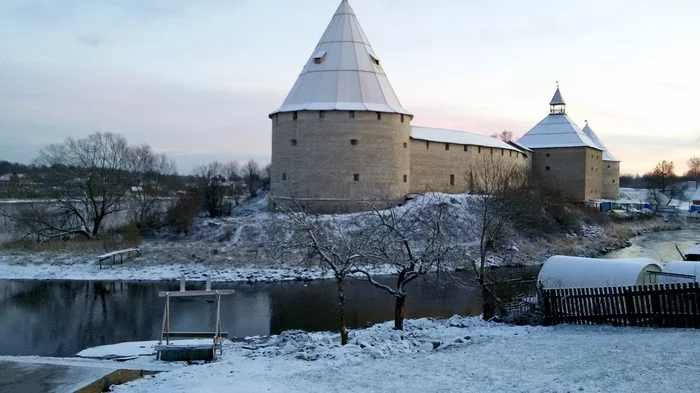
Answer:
1;0;699;175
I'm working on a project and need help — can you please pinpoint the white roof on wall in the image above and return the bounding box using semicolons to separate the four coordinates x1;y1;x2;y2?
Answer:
538;256;662;289
517;114;602;150
270;0;411;117
582;123;619;162
410;126;524;152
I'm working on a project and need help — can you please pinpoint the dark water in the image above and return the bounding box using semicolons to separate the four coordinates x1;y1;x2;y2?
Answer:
0;268;538;357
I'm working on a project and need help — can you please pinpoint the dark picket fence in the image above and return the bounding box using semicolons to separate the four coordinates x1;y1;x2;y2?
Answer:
540;282;700;328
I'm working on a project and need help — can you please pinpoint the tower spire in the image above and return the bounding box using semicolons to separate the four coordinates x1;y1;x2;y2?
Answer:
549;83;566;114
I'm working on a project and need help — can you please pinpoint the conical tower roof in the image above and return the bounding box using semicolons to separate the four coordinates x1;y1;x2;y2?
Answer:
517;87;601;150
582;122;618;161
550;87;565;105
270;0;411;116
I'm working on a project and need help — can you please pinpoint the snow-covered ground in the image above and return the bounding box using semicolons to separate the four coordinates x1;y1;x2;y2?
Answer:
0;256;397;282
0;191;677;282
99;316;700;393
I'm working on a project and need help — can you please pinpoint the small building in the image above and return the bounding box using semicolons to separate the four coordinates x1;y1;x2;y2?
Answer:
660;261;700;283
691;190;700;211
538;256;662;289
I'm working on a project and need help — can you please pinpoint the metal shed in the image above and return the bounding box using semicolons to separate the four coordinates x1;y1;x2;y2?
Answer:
660;261;700;283
538;256;662;289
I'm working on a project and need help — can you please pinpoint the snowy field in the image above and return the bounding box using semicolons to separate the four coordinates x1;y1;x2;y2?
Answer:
97;316;700;393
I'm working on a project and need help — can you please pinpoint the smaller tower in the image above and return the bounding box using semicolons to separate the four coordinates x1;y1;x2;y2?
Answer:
516;85;604;201
550;83;566;114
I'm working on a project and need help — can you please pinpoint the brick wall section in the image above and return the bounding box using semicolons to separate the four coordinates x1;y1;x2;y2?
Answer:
409;139;529;194
602;161;621;199
530;147;603;201
269;110;411;213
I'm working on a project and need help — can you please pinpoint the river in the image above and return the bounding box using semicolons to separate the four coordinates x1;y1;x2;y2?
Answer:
0;229;695;359
0;268;537;357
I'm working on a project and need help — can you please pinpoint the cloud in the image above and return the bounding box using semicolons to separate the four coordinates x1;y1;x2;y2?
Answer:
77;35;109;48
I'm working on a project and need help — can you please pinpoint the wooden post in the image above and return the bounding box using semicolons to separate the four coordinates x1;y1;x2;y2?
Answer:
215;294;221;342
159;302;167;345
166;295;171;345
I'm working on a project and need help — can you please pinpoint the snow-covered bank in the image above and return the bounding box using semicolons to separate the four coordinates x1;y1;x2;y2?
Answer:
109;316;700;393
0;257;396;282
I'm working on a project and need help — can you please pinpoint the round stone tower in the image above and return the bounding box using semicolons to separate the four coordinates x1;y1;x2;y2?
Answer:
269;0;412;213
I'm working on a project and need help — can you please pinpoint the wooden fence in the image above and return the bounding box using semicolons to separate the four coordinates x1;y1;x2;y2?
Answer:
540;282;700;328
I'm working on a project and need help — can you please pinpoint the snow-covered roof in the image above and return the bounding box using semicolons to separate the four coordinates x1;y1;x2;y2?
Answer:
550;87;565;105
270;0;411;117
684;245;700;256
410;126;525;152
692;189;700;202
660;261;700;283
507;140;532;152
517;114;602;150
538;256;662;289
0;173;25;181
581;122;619;162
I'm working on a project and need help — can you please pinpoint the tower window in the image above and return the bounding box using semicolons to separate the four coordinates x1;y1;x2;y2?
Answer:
450;174;455;186
612;180;616;183
369;54;380;66
403;142;408;148
349;111;355;119
403;175;408;183
377;112;382;121
401;114;405;123
290;139;297;146
293;112;298;120
319;111;325;119
445;144;450;151
282;173;287;181
313;50;327;64
546;166;550;171
607;164;611;168
464;145;468;152
426;141;430;149
353;174;360;181
478;146;482;153
350;139;358;145
546;153;550;157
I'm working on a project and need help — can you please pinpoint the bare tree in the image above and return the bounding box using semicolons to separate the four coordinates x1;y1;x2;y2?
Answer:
490;130;514;142
128;148;177;232
243;160;261;198
353;194;465;330
687;157;700;189
467;154;529;320
193;161;241;218
649;161;675;193
272;194;367;345
5;132;154;240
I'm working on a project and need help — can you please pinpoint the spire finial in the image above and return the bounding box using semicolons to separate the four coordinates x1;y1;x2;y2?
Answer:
556;80;559;88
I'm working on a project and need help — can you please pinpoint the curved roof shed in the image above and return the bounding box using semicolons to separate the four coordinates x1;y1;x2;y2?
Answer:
660;261;700;283
538;256;662;289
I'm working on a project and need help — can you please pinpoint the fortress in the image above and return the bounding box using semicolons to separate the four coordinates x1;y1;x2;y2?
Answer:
269;0;619;213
